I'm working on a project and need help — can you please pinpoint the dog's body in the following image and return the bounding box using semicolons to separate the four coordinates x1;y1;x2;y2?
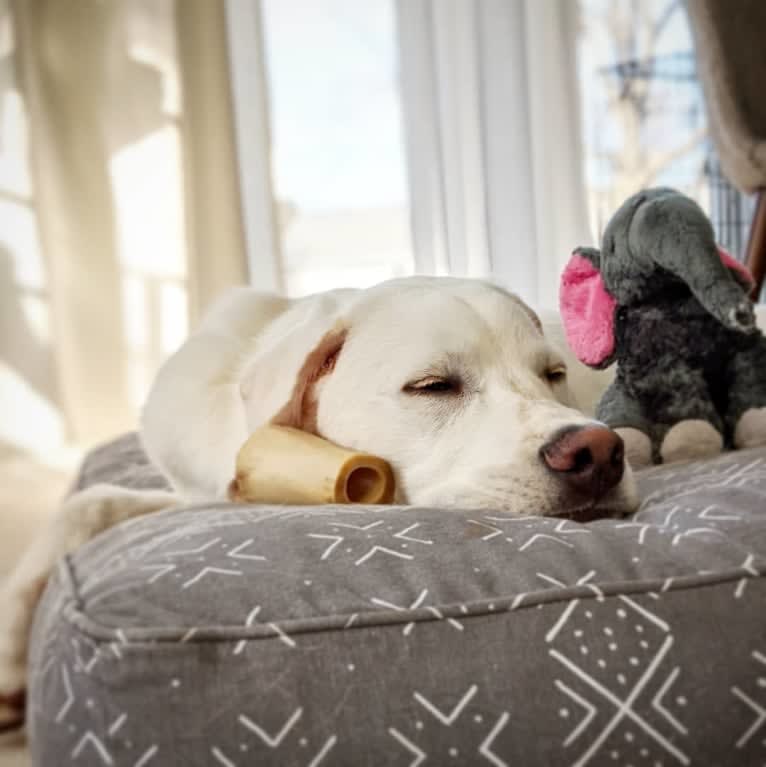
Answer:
0;277;637;729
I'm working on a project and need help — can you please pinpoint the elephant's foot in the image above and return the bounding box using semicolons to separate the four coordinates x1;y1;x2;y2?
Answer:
734;407;766;449
660;420;723;465
615;427;653;469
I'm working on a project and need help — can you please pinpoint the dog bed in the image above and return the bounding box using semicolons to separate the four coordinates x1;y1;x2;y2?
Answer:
26;434;766;765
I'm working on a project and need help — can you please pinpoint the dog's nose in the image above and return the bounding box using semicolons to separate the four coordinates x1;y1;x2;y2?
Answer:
540;425;625;499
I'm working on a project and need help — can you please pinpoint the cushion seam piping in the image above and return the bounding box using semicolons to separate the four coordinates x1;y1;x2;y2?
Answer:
57;561;766;646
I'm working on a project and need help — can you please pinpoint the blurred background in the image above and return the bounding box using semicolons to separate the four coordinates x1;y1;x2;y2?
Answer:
0;0;762;474
1;4;763;761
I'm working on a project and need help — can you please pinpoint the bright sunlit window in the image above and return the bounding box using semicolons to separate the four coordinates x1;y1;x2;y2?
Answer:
0;0;64;454
261;0;414;296
578;0;709;233
109;3;188;412
577;0;756;257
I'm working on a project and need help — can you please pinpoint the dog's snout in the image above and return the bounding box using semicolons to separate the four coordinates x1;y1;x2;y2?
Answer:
540;425;625;501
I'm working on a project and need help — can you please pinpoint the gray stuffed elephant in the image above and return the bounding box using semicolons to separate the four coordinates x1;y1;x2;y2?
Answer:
560;187;766;466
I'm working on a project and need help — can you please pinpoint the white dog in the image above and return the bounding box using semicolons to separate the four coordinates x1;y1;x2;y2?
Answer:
0;277;637;729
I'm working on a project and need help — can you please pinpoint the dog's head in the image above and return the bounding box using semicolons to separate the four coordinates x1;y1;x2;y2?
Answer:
241;277;637;518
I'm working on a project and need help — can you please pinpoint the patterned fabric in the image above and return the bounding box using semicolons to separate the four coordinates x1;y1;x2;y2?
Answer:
72;433;170;493
27;436;766;766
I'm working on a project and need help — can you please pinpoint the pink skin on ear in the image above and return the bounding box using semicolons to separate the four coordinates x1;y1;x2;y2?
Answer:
718;247;755;292
560;253;617;368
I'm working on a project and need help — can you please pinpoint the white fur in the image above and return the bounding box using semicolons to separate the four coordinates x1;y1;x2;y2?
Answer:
1;276;638;713
143;277;637;515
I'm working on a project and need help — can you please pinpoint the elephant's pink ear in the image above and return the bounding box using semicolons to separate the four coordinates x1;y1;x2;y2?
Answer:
718;247;754;292
559;251;617;368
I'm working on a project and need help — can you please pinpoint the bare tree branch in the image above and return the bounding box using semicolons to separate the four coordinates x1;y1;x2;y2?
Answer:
652;0;682;43
638;126;708;187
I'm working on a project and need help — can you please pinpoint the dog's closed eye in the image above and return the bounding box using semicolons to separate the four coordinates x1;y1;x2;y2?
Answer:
544;367;567;384
403;376;462;395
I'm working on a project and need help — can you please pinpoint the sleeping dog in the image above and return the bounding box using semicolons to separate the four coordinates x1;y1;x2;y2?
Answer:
0;276;637;729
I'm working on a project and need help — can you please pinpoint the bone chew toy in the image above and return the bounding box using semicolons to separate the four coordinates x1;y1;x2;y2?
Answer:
228;425;396;505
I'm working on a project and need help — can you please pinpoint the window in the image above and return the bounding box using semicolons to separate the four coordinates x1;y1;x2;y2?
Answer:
261;0;414;296
577;0;756;257
0;0;62;452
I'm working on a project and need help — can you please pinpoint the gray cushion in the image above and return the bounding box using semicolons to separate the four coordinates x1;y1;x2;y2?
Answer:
28;436;766;766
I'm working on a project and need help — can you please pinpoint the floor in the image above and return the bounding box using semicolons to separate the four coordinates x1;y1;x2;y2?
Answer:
0;732;26;767
0;443;77;767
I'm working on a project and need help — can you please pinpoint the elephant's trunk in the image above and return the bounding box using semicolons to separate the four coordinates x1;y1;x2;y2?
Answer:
630;194;755;333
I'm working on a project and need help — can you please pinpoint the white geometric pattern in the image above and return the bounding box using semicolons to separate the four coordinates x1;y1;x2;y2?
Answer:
414;684;477;724
548;593;691;767
466;514;591;551
28;440;766;765
388;727;426;767
233;605;262;655
71;731;113;764
181;566;242;589
239;707;303;747
388;685;511;765
371;589;463;635
227;538;267;561
306;517;435;566
555;680;597;746
551;637;689;766
133;745;159;767
54;664;74;723
731;649;766;749
231;707;337;765
478;712;511;767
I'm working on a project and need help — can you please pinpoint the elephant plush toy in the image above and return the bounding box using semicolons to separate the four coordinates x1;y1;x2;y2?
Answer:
560;187;766;467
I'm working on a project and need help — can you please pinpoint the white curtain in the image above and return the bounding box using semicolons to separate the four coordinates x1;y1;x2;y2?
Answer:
1;0;248;455
1;0;592;458
396;0;591;310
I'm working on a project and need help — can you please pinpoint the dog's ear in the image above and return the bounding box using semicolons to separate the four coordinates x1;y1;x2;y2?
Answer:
238;295;353;436
269;326;348;434
559;248;617;369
